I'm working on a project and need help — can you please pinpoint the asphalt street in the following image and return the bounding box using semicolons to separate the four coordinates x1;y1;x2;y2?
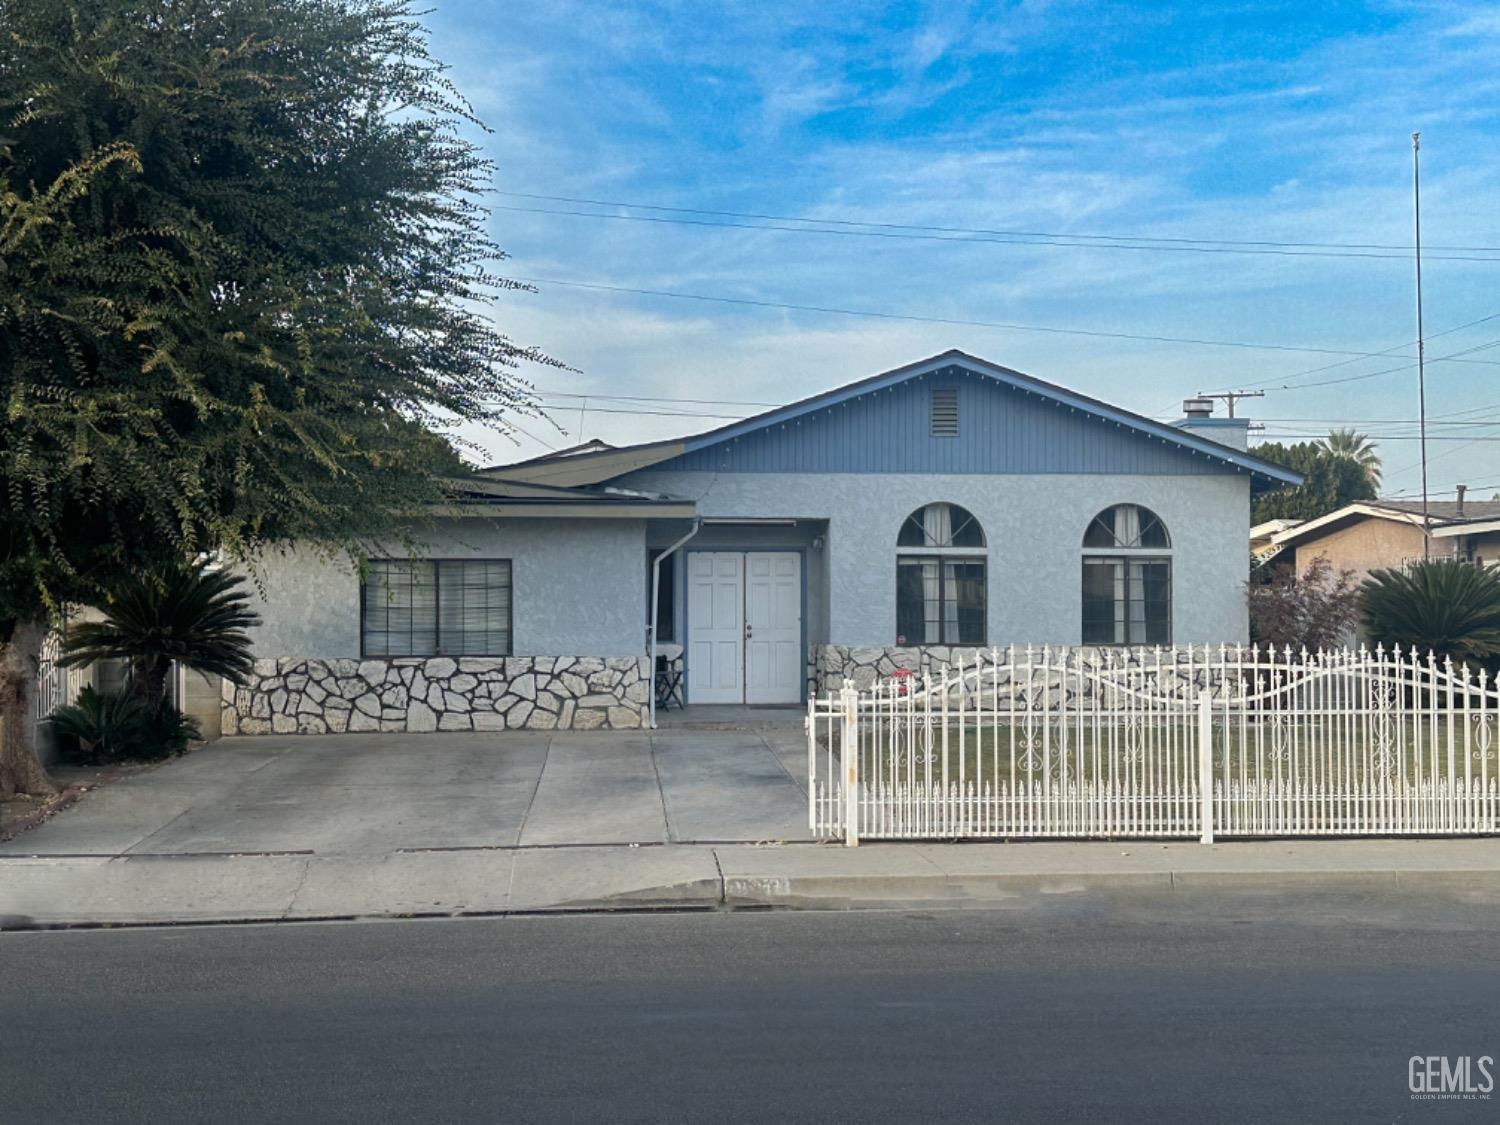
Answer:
4;887;1498;1123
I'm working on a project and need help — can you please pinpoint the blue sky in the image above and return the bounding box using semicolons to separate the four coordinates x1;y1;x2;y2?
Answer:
428;1;1500;498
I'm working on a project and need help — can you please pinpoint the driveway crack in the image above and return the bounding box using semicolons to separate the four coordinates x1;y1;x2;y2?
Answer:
512;735;552;847
282;856;315;917
648;734;675;843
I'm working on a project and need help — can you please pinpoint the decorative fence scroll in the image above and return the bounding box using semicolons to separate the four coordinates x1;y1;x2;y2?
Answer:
808;645;1500;843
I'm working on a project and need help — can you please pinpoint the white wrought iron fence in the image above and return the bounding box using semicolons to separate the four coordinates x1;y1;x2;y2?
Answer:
34;629;88;726
807;644;1500;844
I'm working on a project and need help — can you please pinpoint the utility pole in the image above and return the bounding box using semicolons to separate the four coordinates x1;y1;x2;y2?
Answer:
1413;132;1431;558
1194;390;1264;419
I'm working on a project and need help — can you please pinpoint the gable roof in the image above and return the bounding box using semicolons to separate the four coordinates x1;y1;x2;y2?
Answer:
1267;498;1500;550
489;350;1303;490
437;474;694;519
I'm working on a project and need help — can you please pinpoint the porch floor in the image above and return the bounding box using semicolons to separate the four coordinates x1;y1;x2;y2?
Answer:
654;705;805;730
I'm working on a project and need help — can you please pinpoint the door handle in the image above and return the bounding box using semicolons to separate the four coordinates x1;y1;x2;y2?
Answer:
744;623;753;639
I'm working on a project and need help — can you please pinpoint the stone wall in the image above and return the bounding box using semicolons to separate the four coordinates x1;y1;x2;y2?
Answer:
815;645;988;691
222;656;649;735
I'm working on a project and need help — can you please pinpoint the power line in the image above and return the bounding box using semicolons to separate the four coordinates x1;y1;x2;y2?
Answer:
1199;308;1500;396
538;401;746;420
532;388;779;408
1240;334;1500;393
496;204;1500;263
493;190;1500;259
512;276;1500;360
1256;433;1500;442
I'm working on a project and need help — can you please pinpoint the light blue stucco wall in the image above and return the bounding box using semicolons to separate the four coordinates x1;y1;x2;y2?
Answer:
619;471;1251;646
242;517;646;659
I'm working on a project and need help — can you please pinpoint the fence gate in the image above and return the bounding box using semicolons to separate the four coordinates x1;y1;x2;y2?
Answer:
807;645;1500;844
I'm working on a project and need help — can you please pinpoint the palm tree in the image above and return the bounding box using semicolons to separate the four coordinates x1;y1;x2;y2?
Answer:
59;562;261;715
1361;559;1500;667
1320;428;1382;490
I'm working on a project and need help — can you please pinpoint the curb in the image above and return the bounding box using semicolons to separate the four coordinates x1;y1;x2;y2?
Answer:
6;859;1500;930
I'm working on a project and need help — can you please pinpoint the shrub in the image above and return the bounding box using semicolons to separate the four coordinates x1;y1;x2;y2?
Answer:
1361;559;1500;668
49;686;151;763
49;687;199;764
142;705;202;760
1247;556;1360;652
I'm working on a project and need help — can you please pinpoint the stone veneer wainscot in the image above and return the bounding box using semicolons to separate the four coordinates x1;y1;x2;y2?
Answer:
222;655;650;735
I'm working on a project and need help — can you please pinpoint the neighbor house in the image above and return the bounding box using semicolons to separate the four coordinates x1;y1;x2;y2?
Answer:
1263;487;1500;580
222;349;1301;735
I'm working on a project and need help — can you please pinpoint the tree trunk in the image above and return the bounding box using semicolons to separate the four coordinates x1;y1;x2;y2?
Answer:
0;617;57;798
133;654;172;716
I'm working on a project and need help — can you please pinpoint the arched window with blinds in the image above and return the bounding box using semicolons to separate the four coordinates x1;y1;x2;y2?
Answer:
1081;504;1171;645
895;503;987;645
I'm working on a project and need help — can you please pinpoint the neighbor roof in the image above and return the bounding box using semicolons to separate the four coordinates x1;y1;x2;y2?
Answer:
1268;498;1500;550
438;475;694;519
487;350;1304;490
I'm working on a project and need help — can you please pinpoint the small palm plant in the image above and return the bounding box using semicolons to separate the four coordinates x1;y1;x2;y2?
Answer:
1319;428;1382;490
1361;559;1500;667
59;561;261;716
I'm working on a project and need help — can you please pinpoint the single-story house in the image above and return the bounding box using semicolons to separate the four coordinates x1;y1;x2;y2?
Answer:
1250;518;1302;562
223;349;1301;735
1264;488;1500;579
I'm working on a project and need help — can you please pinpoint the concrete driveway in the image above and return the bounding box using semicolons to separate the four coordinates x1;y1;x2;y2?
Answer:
2;728;813;856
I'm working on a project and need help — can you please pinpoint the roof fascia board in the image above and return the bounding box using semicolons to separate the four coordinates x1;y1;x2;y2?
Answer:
1269;503;1428;547
1431;519;1500;538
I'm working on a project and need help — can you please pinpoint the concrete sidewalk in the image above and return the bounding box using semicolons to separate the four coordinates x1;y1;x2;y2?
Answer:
5;837;1500;927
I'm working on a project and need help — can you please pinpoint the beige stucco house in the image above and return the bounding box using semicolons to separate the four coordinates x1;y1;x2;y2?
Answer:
1265;491;1500;579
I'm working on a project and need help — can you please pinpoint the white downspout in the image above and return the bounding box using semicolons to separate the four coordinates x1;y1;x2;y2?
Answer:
649;518;701;729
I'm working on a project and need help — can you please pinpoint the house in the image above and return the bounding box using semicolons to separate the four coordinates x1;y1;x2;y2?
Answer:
1250;518;1302;562
221;350;1301;735
1264;488;1500;580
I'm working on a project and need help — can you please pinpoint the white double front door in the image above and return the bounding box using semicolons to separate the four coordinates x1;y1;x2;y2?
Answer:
686;551;802;704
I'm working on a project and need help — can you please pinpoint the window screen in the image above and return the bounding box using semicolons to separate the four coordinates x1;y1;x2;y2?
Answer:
362;560;511;656
896;558;986;645
1081;558;1170;645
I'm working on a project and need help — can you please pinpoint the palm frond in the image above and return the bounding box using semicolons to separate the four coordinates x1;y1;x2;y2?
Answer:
59;561;261;687
1361;559;1500;665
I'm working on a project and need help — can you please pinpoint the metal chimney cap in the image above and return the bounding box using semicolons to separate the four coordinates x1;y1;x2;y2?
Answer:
1181;397;1214;419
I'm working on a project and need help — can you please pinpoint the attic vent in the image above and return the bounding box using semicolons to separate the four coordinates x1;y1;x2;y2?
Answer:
930;388;959;437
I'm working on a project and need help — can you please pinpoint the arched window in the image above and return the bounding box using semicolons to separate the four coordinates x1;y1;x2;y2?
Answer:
896;503;987;645
1081;505;1171;645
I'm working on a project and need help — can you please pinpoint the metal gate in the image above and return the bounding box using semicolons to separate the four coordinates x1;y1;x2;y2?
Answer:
807;645;1500;844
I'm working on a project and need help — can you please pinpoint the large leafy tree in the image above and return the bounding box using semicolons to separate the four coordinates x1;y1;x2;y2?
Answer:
1250;441;1378;524
0;0;555;795
1318;428;1382;490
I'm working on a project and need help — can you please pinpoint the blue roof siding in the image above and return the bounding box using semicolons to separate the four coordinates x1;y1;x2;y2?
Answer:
651;366;1233;477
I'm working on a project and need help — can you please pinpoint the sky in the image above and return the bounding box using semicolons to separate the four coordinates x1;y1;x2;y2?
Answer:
425;1;1500;499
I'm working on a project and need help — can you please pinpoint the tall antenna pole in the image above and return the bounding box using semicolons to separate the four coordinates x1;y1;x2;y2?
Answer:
1413;132;1430;558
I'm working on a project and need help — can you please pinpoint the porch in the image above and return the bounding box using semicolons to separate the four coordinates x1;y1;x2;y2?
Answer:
648;518;829;708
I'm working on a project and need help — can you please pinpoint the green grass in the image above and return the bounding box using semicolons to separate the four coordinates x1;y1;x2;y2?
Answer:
811;719;1498;788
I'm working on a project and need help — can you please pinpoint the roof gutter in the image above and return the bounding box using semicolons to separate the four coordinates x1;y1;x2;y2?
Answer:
648;518;701;729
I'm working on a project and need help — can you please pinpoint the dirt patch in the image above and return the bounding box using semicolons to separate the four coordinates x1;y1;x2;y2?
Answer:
0;762;143;843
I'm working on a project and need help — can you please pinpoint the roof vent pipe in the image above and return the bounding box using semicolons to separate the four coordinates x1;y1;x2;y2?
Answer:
1181;397;1214;419
1456;484;1467;518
